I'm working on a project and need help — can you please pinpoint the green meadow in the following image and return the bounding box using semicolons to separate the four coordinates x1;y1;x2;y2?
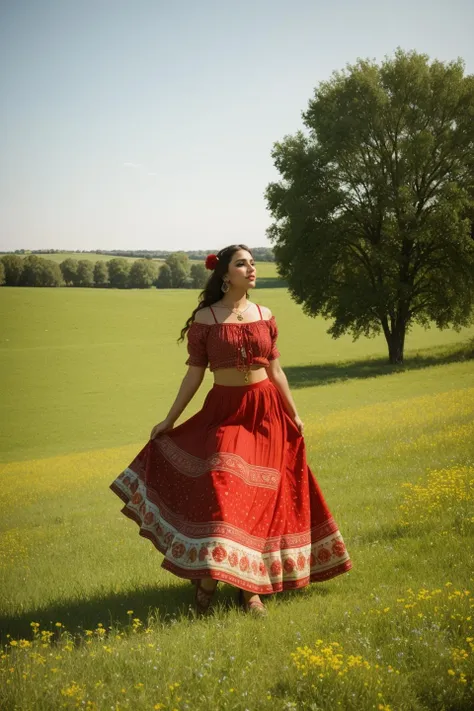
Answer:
0;273;473;711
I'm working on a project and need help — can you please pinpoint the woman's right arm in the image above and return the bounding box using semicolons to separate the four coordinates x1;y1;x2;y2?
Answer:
165;367;206;424
150;366;206;439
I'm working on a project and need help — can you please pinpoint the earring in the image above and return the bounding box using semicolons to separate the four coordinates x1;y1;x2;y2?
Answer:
221;280;229;293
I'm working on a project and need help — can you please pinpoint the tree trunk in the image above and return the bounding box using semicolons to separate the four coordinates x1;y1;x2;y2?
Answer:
387;325;406;364
379;311;408;364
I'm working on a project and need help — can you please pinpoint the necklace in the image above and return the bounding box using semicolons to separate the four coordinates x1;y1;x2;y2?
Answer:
235;327;253;382
213;302;252;321
213;302;253;382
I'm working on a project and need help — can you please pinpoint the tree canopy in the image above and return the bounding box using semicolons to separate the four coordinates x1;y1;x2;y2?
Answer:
265;49;474;363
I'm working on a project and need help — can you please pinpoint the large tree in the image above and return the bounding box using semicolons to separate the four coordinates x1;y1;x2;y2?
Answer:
265;49;474;364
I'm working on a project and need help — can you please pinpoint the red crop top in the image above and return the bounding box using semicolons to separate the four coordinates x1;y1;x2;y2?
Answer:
185;304;281;372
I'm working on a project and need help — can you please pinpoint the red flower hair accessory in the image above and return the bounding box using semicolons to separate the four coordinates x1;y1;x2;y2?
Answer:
205;254;219;270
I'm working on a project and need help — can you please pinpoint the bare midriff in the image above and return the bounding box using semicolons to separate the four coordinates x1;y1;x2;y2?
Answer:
212;365;269;386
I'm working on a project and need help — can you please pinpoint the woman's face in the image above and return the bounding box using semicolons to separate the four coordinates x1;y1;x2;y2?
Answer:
226;250;256;288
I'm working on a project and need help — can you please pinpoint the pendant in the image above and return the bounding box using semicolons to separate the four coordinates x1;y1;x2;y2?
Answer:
237;313;244;321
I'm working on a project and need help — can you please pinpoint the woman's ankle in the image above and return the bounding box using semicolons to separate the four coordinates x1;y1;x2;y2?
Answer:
200;576;217;591
243;590;261;603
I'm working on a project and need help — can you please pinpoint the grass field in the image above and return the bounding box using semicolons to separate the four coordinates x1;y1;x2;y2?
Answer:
1;286;473;710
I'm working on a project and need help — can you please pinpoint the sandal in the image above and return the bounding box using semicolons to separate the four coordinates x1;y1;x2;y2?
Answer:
193;579;218;616
237;588;268;616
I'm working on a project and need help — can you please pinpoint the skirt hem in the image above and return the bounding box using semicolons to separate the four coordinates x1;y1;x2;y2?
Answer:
110;479;353;595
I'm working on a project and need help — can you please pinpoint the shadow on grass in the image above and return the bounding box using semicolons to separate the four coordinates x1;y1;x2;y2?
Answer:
0;583;195;644
0;578;331;642
285;337;474;389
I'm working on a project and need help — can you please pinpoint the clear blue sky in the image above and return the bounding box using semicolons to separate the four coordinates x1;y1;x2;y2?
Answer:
1;0;473;253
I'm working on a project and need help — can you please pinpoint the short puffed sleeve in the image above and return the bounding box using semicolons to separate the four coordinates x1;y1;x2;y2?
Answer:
268;316;281;360
185;323;209;368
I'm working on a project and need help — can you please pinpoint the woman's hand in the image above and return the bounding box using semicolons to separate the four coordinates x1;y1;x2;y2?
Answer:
150;418;174;440
293;415;304;436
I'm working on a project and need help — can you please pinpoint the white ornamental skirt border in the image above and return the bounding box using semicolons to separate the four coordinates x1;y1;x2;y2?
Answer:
110;466;353;595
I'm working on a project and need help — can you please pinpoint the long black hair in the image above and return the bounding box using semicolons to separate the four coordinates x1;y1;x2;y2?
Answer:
177;244;253;343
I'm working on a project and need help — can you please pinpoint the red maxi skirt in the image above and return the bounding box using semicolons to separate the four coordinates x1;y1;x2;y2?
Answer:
109;378;352;594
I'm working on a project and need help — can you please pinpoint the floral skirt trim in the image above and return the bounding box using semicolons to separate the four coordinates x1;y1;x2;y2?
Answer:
110;468;353;594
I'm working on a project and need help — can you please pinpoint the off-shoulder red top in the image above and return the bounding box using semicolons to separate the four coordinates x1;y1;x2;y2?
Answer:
185;303;281;372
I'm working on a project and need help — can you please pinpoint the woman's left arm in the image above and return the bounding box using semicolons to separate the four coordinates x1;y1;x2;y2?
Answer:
267;359;302;424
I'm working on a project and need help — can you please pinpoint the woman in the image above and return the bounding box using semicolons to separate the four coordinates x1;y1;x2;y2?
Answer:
109;244;352;617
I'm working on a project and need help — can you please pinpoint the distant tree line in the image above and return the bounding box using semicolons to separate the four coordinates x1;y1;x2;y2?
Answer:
0;253;213;289
1;247;276;261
